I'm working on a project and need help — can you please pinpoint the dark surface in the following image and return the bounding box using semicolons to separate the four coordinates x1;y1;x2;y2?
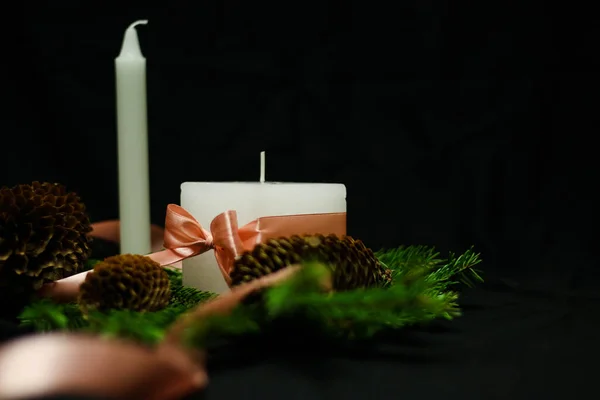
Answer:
3;278;599;399
1;1;597;399
201;283;598;400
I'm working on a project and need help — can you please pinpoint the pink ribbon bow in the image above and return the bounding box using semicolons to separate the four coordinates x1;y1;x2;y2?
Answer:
146;205;244;285
147;205;347;285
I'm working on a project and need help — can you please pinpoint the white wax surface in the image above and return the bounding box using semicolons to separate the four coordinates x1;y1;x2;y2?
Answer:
115;21;151;255
181;182;347;293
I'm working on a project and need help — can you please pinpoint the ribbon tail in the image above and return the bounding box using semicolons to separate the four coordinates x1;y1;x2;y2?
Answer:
213;248;233;286
37;270;91;303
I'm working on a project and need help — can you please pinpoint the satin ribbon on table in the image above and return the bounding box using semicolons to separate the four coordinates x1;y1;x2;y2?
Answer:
36;220;168;302
146;204;346;285
87;220;167;251
38;205;346;302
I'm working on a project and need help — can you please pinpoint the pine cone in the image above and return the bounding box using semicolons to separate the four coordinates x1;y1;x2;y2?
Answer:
230;234;392;291
0;182;92;297
78;254;171;313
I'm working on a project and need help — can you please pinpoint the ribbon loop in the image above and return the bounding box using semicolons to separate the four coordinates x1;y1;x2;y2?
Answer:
164;205;213;250
146;205;217;266
210;210;244;257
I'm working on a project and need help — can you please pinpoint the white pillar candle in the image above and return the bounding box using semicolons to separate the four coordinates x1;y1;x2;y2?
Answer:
115;20;151;255
181;151;345;293
181;182;347;293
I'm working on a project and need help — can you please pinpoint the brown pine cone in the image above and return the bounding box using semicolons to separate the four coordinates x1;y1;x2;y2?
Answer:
78;254;171;313
0;182;92;299
230;234;392;291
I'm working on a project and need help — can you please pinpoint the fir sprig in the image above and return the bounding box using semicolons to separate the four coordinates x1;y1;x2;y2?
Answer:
19;245;482;348
376;245;483;289
184;260;466;347
19;300;83;332
86;306;188;343
266;262;453;334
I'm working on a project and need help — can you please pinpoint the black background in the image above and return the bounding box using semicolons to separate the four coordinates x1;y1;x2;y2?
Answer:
1;1;598;399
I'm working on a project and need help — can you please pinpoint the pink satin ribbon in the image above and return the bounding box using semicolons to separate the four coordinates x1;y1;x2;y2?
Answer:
38;205;346;301
147;205;346;285
87;220;167;250
36;220;167;302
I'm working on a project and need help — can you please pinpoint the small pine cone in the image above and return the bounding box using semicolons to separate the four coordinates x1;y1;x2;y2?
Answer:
230;234;392;291
78;254;171;313
0;182;92;298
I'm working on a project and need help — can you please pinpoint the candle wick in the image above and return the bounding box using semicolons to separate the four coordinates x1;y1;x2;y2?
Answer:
260;151;266;183
128;20;148;30
118;20;148;59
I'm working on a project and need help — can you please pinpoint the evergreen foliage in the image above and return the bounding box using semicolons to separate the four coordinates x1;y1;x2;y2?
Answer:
19;246;482;348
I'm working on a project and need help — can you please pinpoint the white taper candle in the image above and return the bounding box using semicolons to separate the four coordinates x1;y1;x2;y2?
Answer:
115;20;152;255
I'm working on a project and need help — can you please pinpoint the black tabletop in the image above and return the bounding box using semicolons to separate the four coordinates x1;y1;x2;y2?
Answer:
195;280;597;400
5;274;595;400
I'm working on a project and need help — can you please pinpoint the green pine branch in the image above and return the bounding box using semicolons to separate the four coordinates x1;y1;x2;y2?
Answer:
183;252;479;348
376;245;483;288
19;245;483;349
264;262;462;337
19;300;84;332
